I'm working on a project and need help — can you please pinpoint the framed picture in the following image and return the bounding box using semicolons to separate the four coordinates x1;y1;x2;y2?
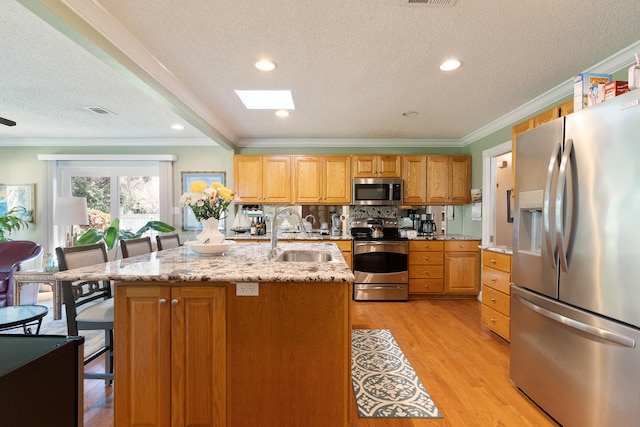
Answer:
181;171;226;231
0;183;36;223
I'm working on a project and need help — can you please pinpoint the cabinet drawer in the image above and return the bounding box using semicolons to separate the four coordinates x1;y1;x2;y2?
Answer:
444;240;480;252
482;305;510;341
481;266;511;294
482;286;510;317
409;240;444;251
409;265;443;279
408;251;444;265
409;279;444;294
482;250;511;272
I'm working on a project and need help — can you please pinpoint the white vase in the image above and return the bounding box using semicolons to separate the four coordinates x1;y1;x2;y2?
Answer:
197;218;225;244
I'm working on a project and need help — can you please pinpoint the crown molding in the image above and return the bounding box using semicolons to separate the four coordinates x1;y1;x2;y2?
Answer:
0;137;216;147
237;138;463;148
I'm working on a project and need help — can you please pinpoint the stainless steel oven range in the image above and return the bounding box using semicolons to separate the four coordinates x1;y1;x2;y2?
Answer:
351;218;408;301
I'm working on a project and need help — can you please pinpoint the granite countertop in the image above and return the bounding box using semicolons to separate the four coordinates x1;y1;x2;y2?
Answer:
229;232;352;241
54;242;355;283
482;245;513;255
409;234;480;241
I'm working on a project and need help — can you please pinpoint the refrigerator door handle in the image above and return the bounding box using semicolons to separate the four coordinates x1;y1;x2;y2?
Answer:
556;138;574;272
543;141;561;268
515;295;636;348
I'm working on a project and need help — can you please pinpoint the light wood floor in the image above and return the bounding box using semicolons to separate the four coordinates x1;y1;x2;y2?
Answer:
82;298;559;427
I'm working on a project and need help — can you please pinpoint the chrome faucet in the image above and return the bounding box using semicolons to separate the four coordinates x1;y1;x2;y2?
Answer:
270;207;307;257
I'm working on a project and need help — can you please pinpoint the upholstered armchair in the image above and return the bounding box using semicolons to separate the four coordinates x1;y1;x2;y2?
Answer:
0;240;44;307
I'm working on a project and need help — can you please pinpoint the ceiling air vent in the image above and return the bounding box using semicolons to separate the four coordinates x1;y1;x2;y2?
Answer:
401;0;457;6
84;106;116;116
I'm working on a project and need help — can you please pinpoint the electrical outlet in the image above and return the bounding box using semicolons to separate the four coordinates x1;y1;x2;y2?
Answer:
236;282;259;296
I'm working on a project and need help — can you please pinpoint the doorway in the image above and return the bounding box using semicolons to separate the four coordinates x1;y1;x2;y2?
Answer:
481;141;513;248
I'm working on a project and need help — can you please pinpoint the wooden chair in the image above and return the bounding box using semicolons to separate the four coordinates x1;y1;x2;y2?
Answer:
156;233;181;250
120;236;153;258
55;243;113;383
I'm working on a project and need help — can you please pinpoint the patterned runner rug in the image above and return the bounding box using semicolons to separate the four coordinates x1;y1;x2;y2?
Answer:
352;329;442;418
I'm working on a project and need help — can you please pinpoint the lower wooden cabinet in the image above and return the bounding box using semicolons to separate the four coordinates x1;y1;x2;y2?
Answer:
409;240;480;298
481;249;512;341
409;240;444;296
114;283;226;427
444;240;480;295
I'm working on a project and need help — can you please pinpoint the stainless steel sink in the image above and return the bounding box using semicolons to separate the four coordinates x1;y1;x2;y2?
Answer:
274;250;332;262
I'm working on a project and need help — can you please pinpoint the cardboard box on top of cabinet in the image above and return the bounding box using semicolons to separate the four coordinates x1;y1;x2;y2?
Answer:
604;81;629;100
573;72;612;111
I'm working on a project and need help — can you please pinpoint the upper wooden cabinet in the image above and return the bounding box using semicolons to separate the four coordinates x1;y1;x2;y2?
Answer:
426;155;471;204
352;155;401;178
402;155;427;205
292;155;351;204
234;155;291;203
511;99;573;193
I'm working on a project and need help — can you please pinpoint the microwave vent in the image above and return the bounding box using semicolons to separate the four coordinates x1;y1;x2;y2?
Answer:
400;0;457;6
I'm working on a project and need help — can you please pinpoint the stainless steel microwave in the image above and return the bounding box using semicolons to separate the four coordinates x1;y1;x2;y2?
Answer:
352;178;403;205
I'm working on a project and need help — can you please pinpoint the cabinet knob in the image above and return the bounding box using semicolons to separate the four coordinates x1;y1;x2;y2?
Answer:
490;259;497;263
491;277;497;282
424;284;429;288
159;299;166;305
424;256;430;261
171;299;179;306
490;318;496;323
490;297;496;302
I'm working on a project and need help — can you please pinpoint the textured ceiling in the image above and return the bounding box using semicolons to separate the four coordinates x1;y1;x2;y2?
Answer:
2;0;640;150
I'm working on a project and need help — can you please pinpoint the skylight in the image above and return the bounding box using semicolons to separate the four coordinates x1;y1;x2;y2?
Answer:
235;90;295;110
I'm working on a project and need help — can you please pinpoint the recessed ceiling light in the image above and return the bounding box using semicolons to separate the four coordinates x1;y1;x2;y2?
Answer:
439;59;461;71
275;110;290;117
255;60;276;71
402;111;418;117
171;124;184;130
235;90;295;109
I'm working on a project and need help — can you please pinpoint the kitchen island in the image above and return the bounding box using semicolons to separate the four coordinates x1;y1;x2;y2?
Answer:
56;241;354;427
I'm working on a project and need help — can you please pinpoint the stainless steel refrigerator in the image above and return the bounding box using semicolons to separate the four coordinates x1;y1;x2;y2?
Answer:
511;89;640;427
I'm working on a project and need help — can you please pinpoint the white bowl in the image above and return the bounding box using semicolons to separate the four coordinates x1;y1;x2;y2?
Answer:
185;240;235;255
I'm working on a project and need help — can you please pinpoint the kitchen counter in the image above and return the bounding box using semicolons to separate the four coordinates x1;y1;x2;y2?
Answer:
482;245;514;255
229;232;352;241
409;234;480;241
55;241;354;283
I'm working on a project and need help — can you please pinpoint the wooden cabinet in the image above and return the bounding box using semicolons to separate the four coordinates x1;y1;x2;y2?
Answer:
333;240;353;270
234;155;291;203
352;155;401;178
292;155;351;204
114;283;226;427
426;155;471;204
226;281;351;427
481;250;512;341
402;155;427;205
408;240;444;296
443;240;480;295
511;99;573;194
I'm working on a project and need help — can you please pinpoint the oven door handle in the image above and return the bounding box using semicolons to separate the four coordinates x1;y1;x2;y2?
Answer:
356;285;406;290
354;241;408;255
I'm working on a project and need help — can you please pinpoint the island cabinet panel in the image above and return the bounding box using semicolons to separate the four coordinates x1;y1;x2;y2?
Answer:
114;283;226;427
226;281;351;427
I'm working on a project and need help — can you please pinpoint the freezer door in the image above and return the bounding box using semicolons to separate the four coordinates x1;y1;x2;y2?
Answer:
511;285;640;427
513;118;564;298
561;91;640;327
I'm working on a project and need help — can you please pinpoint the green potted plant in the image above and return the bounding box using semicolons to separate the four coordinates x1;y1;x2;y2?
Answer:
0;206;30;242
75;217;175;251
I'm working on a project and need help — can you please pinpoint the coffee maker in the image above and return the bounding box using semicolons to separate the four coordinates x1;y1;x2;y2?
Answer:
418;213;436;236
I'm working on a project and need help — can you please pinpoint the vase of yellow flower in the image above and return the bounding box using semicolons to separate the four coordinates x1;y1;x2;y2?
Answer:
180;180;235;244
